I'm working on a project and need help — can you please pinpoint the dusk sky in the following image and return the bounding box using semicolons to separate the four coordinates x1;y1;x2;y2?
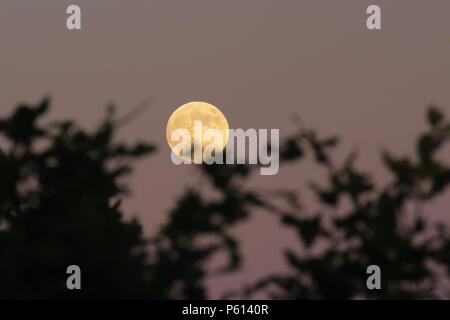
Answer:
1;0;449;297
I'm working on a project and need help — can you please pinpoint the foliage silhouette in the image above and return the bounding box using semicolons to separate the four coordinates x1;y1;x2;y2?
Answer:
224;106;450;299
0;98;156;298
0;98;449;299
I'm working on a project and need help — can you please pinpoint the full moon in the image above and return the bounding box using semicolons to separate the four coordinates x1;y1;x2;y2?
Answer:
166;101;229;162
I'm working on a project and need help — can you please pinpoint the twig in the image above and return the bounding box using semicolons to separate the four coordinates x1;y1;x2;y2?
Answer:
115;98;153;128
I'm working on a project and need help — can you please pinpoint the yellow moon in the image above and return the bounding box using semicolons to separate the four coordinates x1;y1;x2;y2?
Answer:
166;101;229;162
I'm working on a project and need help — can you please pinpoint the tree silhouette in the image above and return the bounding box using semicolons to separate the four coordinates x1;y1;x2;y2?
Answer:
223;106;450;299
0;98;449;299
0;98;156;298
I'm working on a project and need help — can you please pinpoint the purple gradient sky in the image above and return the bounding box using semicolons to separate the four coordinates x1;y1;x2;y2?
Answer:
0;0;449;297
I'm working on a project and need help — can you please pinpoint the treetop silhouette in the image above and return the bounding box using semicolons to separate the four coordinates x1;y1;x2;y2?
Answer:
0;98;448;299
